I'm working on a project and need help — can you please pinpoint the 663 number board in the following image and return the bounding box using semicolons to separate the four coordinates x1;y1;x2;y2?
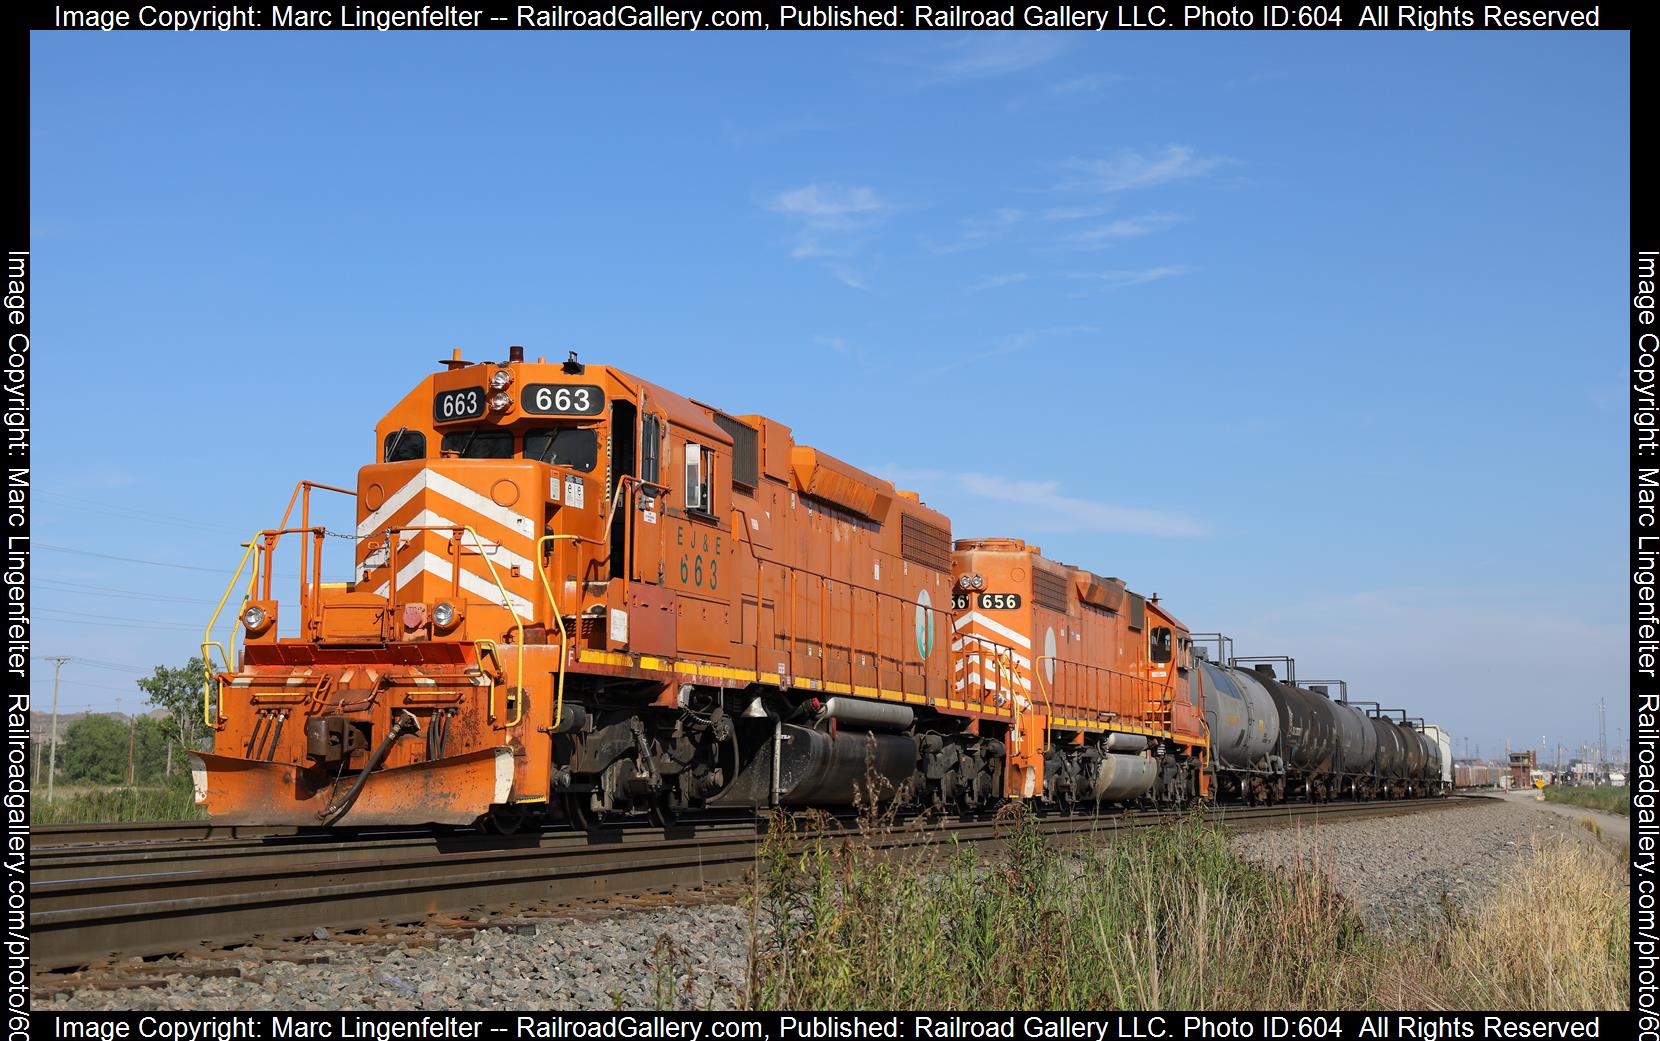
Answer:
521;383;605;416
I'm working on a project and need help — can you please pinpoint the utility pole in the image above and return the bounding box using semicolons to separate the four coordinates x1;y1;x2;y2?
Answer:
125;700;136;786
1599;698;1608;774
44;656;70;802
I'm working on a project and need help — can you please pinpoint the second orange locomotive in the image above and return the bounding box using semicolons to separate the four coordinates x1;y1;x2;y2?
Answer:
194;350;1206;826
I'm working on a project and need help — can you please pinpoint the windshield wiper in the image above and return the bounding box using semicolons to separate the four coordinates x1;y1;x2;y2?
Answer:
385;426;409;462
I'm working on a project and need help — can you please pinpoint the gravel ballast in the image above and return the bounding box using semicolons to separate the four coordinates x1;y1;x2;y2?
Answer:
36;899;754;1012
1228;791;1627;933
37;793;1618;1011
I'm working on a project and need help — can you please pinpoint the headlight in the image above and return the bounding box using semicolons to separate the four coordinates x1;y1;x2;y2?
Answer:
490;369;513;391
969;574;985;590
958;575;973;590
489;392;512;412
241;605;267;631
433;602;457;628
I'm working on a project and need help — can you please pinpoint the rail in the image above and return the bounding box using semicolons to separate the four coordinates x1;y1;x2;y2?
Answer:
29;797;1474;970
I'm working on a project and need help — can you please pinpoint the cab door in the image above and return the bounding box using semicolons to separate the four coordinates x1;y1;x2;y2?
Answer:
667;434;732;661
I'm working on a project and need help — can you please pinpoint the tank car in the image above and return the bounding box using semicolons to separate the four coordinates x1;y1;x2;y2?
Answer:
1197;650;1450;803
1193;659;1281;802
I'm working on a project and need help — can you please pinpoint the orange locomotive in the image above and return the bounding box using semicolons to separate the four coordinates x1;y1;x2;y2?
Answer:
194;350;1205;827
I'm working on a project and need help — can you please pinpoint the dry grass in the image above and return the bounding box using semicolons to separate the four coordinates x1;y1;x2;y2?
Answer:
742;809;1627;1011
1399;837;1629;1010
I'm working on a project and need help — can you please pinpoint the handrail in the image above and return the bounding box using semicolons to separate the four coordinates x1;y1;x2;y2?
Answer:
201;533;269;728
533;533;580;730
381;523;525;726
1029;650;1166;723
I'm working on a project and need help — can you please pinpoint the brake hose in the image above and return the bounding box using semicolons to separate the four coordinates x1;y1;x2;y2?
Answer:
317;710;420;825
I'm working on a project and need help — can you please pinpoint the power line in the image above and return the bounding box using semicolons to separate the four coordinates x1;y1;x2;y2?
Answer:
35;578;217;605
37;544;228;573
28;677;141;695
37;543;311;582
33;655;153;674
38;492;248;537
37;610;203;631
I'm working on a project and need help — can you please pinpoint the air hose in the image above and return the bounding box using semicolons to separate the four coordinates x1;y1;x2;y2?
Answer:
318;710;419;825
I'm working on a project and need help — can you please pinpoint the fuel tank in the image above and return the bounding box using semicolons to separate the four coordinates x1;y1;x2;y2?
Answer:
1090;751;1158;802
1328;699;1378;775
1197;660;1279;770
1252;668;1335;773
707;723;916;807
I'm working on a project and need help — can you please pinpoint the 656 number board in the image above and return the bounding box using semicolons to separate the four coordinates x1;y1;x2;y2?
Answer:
952;592;1023;611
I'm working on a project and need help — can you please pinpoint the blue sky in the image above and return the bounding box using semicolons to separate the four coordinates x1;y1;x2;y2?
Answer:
29;31;1628;763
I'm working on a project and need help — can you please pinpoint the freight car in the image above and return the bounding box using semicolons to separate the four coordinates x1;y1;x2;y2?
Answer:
192;351;1439;827
1194;654;1448;802
1454;764;1499;788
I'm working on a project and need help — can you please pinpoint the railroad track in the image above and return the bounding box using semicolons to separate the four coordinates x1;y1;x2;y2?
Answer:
31;797;1480;971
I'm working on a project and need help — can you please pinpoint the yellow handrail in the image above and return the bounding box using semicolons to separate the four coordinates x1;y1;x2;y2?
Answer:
375;522;526;726
533;533;581;732
201;533;266;728
457;524;525;727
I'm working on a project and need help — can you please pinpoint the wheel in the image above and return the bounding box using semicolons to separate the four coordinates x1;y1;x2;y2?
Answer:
484;807;527;835
646;790;678;829
565;792;600;831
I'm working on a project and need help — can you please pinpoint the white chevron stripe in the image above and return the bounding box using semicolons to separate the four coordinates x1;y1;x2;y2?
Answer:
402;509;534;576
950;640;1031;670
357;469;535;541
358;472;427;537
426;470;535;539
371;550;535;620
951;610;1031;649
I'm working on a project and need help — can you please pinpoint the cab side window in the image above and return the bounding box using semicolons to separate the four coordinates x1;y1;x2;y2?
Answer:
1150;626;1173;664
641;415;661;486
684;443;713;513
383;429;426;462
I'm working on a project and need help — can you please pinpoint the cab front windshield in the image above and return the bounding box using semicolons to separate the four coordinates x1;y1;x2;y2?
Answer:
419;425;598;471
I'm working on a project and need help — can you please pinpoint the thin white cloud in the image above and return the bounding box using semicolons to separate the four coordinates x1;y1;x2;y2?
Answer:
768;184;889;287
1063;146;1225;193
1069;265;1190;289
1065;213;1184;248
927;324;1097;375
827;264;868;290
1052;73;1111;96
871;465;1204;537
772;185;886;220
1041;205;1112;222
967;272;1030;293
915;34;1069;84
925;208;1025;255
1216;586;1626;754
956;473;1209;537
